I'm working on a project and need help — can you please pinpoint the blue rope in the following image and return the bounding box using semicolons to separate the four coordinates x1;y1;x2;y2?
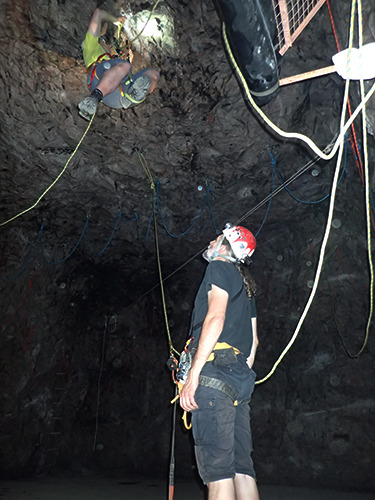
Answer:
207;196;218;233
1;209;142;282
254;151;275;239
134;212;140;241
156;180;213;238
2;180;219;279
351;140;375;217
351;138;361;163
41;216;89;264
86;210;122;257
1;223;44;282
370;190;375;216
274;139;347;205
144;203;156;243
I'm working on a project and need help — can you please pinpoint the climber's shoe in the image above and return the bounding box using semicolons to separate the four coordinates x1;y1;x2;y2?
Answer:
78;96;99;120
78;89;103;121
121;75;151;109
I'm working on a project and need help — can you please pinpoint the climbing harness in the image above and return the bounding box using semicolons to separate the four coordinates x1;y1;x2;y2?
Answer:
169;278;247;418
87;52;133;92
113;14;130;60
87;52;149;107
86;15;142;106
108;14;151;106
172;343;249;410
169;340;247;419
87;52;112;89
168;243;248;406
174;337;196;386
199;375;250;406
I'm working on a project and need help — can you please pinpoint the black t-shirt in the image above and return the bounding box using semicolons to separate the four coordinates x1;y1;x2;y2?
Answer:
190;260;256;357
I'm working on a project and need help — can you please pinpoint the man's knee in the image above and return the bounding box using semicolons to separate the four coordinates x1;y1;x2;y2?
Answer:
115;61;132;76
207;478;236;500
144;69;160;92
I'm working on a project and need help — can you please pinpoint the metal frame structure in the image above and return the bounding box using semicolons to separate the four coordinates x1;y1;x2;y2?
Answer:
273;0;327;55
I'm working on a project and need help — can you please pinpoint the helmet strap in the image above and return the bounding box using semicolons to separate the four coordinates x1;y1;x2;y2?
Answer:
219;254;237;264
203;236;238;263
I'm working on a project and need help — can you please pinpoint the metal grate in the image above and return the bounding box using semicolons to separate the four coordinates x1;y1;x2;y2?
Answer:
273;0;327;55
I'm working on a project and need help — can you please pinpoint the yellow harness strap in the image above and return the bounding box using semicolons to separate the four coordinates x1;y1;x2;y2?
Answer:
206;342;241;361
170;381;192;430
182;411;192;430
123;91;147;105
119;75;133;98
171;343;241;430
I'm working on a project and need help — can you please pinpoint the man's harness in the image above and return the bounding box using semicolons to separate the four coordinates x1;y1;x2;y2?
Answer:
170;285;250;429
86;47;148;106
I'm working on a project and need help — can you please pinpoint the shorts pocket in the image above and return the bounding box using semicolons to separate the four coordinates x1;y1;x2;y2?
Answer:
212;348;238;366
192;398;217;446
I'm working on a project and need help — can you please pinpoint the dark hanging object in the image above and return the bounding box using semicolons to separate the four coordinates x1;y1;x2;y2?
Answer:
215;0;279;105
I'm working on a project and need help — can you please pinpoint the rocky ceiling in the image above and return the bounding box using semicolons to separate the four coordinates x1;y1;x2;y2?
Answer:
1;0;375;493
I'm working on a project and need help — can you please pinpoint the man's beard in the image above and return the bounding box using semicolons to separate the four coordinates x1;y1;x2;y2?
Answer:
202;249;211;262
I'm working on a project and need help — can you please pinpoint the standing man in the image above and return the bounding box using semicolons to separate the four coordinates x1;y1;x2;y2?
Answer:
78;8;159;120
179;223;260;500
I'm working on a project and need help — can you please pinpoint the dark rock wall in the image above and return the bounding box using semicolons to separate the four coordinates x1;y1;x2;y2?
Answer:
1;0;375;492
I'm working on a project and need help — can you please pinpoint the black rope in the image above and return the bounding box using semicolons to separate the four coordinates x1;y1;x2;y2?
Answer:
168;386;178;500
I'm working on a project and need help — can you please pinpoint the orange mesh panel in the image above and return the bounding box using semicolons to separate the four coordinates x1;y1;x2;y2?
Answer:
272;0;327;55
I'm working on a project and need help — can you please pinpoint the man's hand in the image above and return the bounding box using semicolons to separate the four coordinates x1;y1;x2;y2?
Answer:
179;284;229;412
113;16;126;26
246;317;258;369
89;9;119;38
179;375;199;412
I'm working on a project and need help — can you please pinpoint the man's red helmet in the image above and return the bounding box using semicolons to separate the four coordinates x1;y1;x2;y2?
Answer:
222;223;256;264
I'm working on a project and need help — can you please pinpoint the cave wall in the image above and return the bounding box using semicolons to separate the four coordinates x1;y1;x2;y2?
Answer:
1;0;375;492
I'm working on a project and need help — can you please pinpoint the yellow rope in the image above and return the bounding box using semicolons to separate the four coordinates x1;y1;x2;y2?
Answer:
245;0;371;384
353;0;372;357
116;19;124;41
255;113;348;384
182;410;192;430
137;151;179;358
222;22;375;162
129;0;162;44
0;113;96;227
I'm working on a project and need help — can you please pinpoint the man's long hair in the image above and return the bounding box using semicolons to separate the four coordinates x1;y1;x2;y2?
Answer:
222;238;256;298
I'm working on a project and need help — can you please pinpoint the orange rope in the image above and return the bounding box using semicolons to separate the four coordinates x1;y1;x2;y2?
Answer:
326;0;364;183
326;0;375;230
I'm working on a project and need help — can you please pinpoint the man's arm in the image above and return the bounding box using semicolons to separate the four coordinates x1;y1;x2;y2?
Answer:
87;8;123;38
179;285;228;412
246;317;258;369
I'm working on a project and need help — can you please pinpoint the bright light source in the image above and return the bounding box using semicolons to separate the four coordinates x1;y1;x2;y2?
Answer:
123;8;176;55
135;15;162;39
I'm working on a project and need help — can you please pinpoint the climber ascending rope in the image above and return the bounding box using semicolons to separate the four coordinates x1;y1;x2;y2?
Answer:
78;8;159;120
